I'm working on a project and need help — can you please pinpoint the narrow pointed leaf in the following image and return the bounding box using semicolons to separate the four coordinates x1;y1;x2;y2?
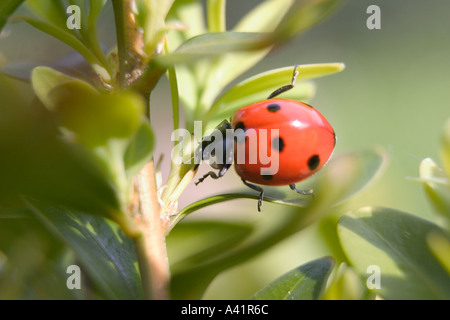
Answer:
418;158;450;222
270;0;343;45
251;257;334;300
211;0;339;99
0;74;120;215
206;63;344;125
170;149;386;299
427;231;450;274
124;121;155;177
155;32;269;66
25;198;143;300
16;16;103;68
24;0;67;30
173;149;387;228
167;221;252;273
234;0;293;33
338;206;450;300
32;67;145;148
440;118;450;176
322;263;373;300
88;0;107;30
0;0;25;31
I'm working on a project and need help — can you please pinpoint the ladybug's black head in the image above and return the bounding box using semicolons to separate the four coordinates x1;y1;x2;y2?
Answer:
195;120;234;171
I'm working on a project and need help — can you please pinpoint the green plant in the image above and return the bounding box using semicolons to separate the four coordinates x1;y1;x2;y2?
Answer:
1;0;447;301
332;119;450;300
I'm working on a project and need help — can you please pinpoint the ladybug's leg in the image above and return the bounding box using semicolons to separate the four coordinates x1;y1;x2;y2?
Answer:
242;179;264;212
289;184;314;196
267;64;299;99
195;164;230;185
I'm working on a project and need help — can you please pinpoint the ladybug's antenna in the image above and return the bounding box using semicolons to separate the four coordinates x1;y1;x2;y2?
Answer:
267;64;300;99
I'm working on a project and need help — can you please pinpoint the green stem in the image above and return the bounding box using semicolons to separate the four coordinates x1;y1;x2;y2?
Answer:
164;42;180;145
111;0;127;87
161;162;193;204
207;0;227;32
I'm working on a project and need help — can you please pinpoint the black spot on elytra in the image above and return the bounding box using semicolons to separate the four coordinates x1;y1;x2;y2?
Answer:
307;155;320;171
234;122;246;144
267;103;281;112
235;121;246;131
272;136;285;152
262;174;273;181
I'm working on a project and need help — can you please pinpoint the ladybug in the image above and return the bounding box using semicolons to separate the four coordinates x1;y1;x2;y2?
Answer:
194;65;336;211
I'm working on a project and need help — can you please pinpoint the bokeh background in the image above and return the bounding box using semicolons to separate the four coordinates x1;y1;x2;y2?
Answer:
1;0;449;299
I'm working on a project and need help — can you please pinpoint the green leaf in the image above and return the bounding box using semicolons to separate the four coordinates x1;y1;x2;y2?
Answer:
338;206;450;300
32;67;145;148
0;0;25;32
166;0;206;50
25;198;143;300
31;66;98;111
24;0;67;30
170;203;316;299
233;0;293;33
87;0;107;30
167;221;253;273
200;0;342;110
82;0;108;70
427;231;450;274
312;147;388;208
322;263;373;300
135;0;175;56
168;192;309;234
0;210;76;299
0;74;120;215
155;32;269;66
32;67;147;207
0;207;31;219
172;149;387;229
188;0;294;118
440;118;450;176
270;0;343;45
165;0;206;114
170;148;386;299
250;257;334;300
318;216;348;263
124;121;155;177
205;63;345;126
209;0;335;103
417;158;450;223
16;16;105;71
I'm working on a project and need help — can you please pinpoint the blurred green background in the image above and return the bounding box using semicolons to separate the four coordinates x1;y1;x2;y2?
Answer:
1;0;449;299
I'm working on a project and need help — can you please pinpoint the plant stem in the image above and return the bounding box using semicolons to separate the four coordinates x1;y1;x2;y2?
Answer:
111;0;127;86
164;41;180;145
112;0;145;87
207;0;227;32
136;161;170;300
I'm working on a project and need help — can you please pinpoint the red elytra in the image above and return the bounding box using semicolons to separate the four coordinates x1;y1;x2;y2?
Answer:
231;98;336;186
195;65;336;211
